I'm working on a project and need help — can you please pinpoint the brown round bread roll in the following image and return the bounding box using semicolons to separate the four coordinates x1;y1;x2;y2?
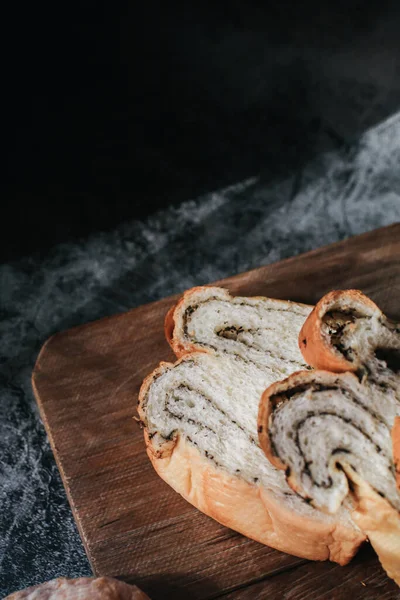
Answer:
4;577;150;600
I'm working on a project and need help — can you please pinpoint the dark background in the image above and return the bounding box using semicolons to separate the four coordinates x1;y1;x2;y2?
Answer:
5;0;400;259
2;2;400;597
4;0;400;260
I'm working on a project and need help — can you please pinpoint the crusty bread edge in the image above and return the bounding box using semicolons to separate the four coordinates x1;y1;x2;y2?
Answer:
347;464;400;586
138;359;365;566
144;428;364;565
299;289;381;372
164;286;214;358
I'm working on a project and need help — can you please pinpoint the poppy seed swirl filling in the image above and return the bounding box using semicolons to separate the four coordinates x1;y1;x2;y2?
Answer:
143;353;355;521
181;295;311;372
144;355;287;489
267;379;400;514
322;305;400;382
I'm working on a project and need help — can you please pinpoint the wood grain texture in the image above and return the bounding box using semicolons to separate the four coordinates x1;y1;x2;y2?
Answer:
32;223;400;600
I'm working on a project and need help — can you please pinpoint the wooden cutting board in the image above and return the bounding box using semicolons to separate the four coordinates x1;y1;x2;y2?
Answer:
32;224;400;600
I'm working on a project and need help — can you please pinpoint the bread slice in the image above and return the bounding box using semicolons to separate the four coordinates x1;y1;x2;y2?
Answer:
258;290;400;583
299;289;400;378
165;285;312;372
138;287;365;564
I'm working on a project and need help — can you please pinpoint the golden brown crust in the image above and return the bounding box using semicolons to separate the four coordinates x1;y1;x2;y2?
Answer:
299;289;381;372
164;286;213;358
346;468;400;586
257;376;299;473
164;304;176;351
145;432;364;565
5;577;150;600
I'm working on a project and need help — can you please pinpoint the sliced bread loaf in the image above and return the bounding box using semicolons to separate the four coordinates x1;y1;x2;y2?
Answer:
258;290;400;582
138;287;365;564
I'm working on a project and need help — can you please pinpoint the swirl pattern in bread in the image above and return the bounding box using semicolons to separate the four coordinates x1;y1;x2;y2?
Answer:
138;287;365;564
259;289;400;583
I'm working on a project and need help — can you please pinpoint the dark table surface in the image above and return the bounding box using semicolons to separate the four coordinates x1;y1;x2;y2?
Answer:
5;0;400;261
2;1;400;597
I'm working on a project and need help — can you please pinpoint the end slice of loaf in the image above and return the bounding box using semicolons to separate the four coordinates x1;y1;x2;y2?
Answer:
138;287;365;564
259;290;400;583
